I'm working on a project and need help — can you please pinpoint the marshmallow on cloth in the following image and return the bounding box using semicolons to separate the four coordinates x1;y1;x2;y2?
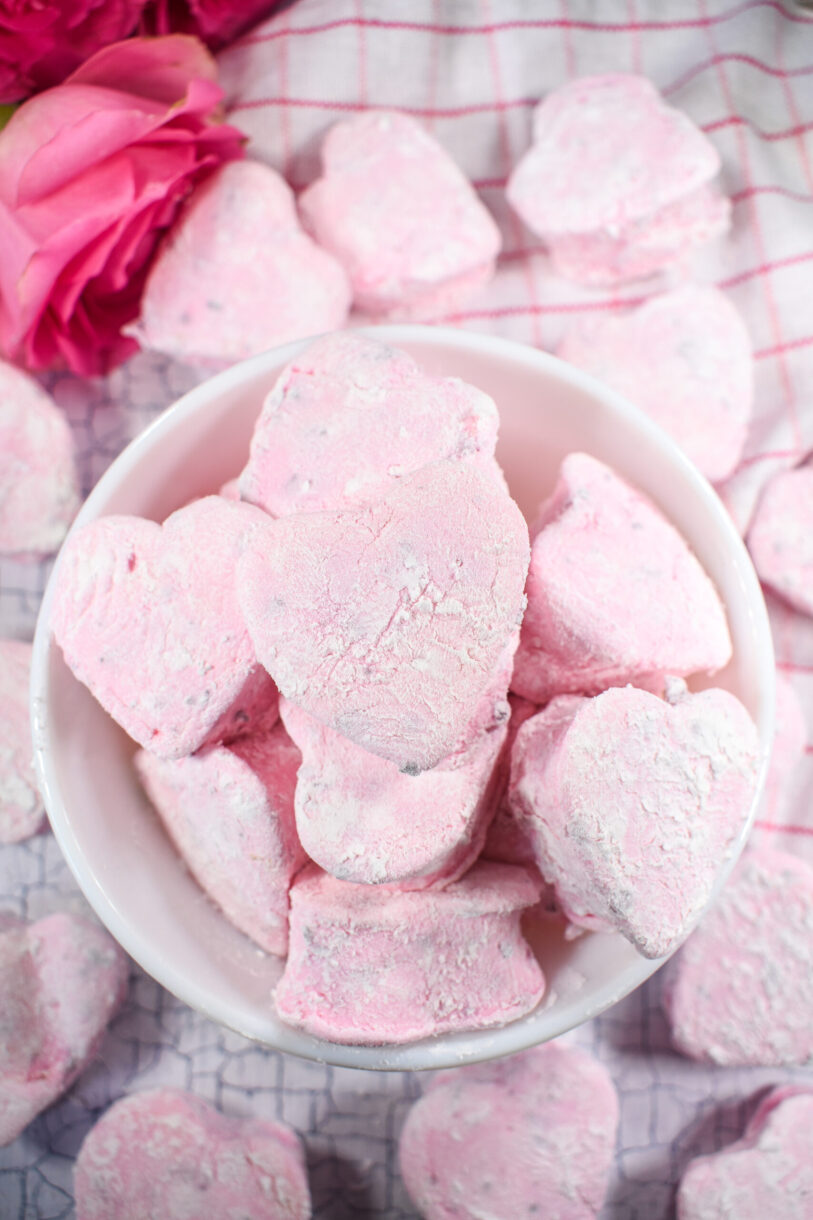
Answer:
280;696;506;888
511;453;731;704
52;496;278;760
558;287;753;483
0;913;128;1146
299;110;501;319
747;462;813;617
74;1088;312;1220
0;360;80;558
239;461;529;774
677;1086;813;1220
399;1042;618;1220
0;640;45;844
135;715;304;955
274;861;545;1043
239;332;500;517
132;160;350;367
508;682;760;958
665;848;813;1066
507;75;728;285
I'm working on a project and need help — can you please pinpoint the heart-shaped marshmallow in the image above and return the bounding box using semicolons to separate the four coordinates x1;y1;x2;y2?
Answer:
136;714;305;955
677;1086;813;1220
558;287;752;482
132;160;350;366
665;849;813;1065
239;461;529;774
52;496;278;759
547;185;730;285
511;453;732;703
508;682;760;958
0;640;45;843
300;110;501;319
239;332;500;517
747;462;813;617
275;861;545;1044
74;1088;312;1220
399;1042;618;1220
0;360;79;558
0;912;128;1146
507;75;720;237
280;696;505;887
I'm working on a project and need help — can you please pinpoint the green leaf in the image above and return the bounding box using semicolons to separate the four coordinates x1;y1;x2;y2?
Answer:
0;105;17;133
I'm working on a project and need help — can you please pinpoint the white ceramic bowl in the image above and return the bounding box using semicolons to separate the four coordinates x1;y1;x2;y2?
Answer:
32;325;774;1071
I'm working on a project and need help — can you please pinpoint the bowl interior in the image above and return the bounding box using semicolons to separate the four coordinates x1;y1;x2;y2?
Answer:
32;325;774;1071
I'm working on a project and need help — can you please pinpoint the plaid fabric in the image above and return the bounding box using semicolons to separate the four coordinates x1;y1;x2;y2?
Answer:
1;3;811;1216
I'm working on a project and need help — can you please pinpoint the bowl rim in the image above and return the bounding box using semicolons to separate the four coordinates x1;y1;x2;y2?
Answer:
31;323;775;1071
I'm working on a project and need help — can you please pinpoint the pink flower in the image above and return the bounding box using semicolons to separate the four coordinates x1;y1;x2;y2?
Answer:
0;36;244;375
144;0;282;50
0;0;147;104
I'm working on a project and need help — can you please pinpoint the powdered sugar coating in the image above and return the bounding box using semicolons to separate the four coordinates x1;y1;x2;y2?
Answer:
558;286;752;482
132;160;350;367
280;696;505;888
507;75;720;236
300;110;501;318
74;1088;311;1220
0;639;44;843
274;861;545;1044
747;462;813;617
677;1086;813;1220
547;184;730;285
511;453;732;703
400;1042;618;1220
52;496;279;760
0;360;80;558
239;461;529;774
482;694;541;869
508;683;760;958
239;332;500;517
665;848;813;1065
135;716;305;955
0;913;128;1146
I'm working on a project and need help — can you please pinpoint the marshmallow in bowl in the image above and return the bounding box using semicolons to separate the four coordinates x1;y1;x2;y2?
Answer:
0;913;128;1146
511;453;732;704
558;286;753;483
132;160;351;367
399;1042;618;1220
677;1086;813;1220
239;460;529;774
665;848;813;1066
747;461;813;617
0;360;80;559
507;682;760;958
507;75;728;284
280;696;506;888
299;110;501;319
135;714;305;956
0;639;45;844
52;495;279;760
545;184;730;286
238;332;500;517
274;861;545;1044
74;1088;312;1220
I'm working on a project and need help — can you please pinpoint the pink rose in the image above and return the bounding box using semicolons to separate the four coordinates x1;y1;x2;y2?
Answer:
0;1;148;104
144;0;283;50
0;36;244;375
